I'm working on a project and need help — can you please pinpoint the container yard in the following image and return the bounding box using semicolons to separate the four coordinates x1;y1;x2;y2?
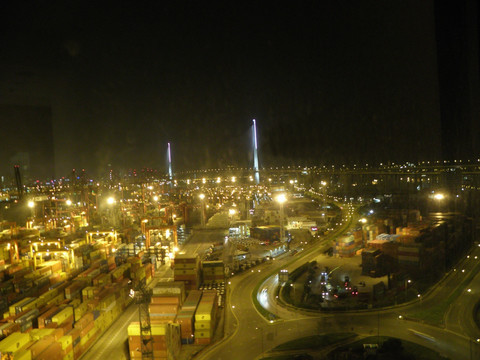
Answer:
0;247;142;359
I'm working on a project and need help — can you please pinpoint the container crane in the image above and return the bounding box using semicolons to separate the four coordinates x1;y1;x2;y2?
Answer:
132;280;154;359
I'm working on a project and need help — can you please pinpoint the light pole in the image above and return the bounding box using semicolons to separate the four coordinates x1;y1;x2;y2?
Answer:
199;194;206;227
321;181;327;214
27;200;35;226
433;193;445;212
405;279;411;301
275;193;286;244
290;283;296;304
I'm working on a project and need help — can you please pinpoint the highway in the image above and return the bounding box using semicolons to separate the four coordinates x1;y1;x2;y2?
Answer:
197;210;480;360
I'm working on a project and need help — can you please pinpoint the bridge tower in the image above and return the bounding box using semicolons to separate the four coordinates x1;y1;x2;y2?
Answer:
167;142;173;181
252;119;260;184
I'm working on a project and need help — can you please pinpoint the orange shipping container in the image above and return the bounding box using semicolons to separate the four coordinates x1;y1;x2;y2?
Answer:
149;304;178;315
29;337;55;357
194;337;211;345
150;296;180;305
80;321;95;337
36;342;64;360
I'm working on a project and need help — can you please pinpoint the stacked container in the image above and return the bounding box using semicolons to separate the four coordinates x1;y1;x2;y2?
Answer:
193;290;217;345
174;255;200;291
398;243;422;267
177;290;202;344
0;329;74;360
128;322;181;360
335;235;356;257
152;282;186;304
202;261;225;285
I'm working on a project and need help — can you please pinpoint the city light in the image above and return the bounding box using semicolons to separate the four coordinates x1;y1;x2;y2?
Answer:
107;197;115;205
275;193;287;204
28;201;35;208
433;193;445;200
66;199;72;206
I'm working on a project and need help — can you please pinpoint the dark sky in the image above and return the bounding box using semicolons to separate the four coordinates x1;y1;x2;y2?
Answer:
0;1;459;178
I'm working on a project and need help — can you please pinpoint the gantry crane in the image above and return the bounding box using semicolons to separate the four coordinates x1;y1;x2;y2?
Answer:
133;280;154;359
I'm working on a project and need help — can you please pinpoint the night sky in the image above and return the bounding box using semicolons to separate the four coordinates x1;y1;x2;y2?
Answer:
0;1;477;179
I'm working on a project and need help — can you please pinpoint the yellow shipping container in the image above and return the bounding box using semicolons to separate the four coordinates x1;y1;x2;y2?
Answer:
195;329;212;339
36;297;47;308
195;302;214;321
22;298;39;312
11;348;31;360
0;332;31;353
52;307;73;325
80;327;97;346
51;293;65;305
39;288;58;303
63;350;74;360
151;323;168;336
9;298;33;316
84;286;97;298
59;335;72;350
29;329;55;341
194;320;211;330
127;322;140;336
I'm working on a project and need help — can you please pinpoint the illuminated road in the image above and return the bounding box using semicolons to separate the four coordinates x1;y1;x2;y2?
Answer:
196;207;480;360
180;229;228;258
195;204;355;360
81;303;136;360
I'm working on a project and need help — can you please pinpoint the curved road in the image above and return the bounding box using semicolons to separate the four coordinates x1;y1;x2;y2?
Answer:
197;206;480;360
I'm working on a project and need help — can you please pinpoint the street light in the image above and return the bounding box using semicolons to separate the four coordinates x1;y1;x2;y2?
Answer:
275;194;287;244
27;200;35;222
107;197;115;205
199;194;206;227
433;192;445;212
66;199;72;206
